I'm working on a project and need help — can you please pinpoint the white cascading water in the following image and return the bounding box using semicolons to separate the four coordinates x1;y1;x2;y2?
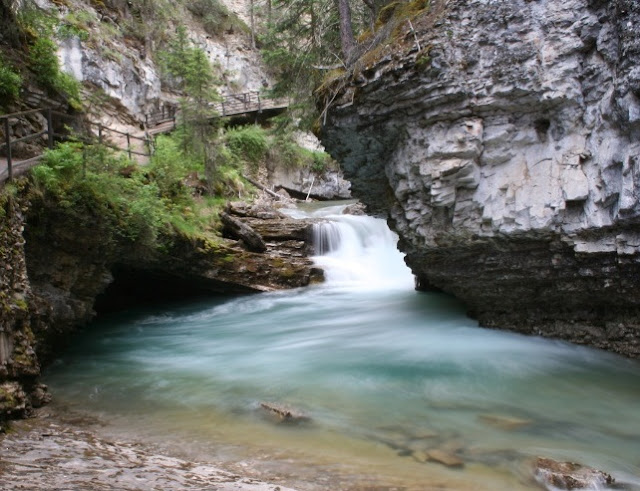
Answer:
307;205;415;290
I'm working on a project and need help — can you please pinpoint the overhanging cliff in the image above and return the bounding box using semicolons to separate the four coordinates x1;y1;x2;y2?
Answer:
320;0;640;356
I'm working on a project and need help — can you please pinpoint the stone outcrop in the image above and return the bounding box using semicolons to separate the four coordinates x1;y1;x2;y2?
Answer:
534;457;615;489
23;191;322;361
0;190;45;423
320;0;640;356
52;0;275;125
268;166;352;200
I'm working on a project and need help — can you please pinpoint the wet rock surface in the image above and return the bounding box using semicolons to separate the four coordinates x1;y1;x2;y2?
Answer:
534;457;615;490
0;407;296;491
320;0;640;357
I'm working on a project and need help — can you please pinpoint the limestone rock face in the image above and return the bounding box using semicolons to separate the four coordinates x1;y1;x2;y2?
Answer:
320;0;640;356
268;166;352;200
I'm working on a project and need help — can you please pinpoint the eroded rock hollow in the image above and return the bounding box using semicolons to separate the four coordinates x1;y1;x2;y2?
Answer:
320;0;640;356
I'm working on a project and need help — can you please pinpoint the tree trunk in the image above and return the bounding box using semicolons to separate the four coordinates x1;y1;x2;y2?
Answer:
337;0;355;60
249;0;256;49
220;212;267;253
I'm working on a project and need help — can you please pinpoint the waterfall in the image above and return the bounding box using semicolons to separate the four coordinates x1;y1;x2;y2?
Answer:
310;209;415;290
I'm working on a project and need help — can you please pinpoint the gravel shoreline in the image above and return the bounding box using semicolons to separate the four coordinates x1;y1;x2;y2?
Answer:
0;406;296;491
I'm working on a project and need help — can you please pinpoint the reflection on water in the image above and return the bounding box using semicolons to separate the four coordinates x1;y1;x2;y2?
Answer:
45;204;640;490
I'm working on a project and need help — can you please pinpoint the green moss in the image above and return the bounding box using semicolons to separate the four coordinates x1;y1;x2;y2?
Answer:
13;297;28;312
279;266;296;279
0;387;16;408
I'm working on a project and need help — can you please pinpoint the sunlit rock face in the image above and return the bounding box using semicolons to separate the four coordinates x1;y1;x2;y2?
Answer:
320;0;640;356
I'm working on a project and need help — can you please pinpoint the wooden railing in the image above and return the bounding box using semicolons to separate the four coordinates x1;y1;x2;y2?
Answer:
0;108;153;185
144;92;288;133
0;92;288;186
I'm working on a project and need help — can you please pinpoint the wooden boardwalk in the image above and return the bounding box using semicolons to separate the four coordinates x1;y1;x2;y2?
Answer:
0;92;289;186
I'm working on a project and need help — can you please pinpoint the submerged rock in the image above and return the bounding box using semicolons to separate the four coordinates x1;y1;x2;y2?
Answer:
478;414;533;431
414;449;465;468
534;457;615;490
259;402;311;424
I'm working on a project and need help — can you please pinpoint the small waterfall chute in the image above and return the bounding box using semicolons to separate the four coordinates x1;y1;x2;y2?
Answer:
310;210;415;290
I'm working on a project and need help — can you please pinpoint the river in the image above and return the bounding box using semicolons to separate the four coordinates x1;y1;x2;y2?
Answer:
44;203;640;490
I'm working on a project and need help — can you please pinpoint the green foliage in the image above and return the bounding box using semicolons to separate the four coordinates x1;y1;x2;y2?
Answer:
29;37;59;87
268;134;334;173
186;0;248;37
57;10;95;41
260;0;376;126
0;56;22;104
225;126;268;165
27;32;83;109
148;135;193;200
30;142;205;246
16;3;58;38
54;71;83;109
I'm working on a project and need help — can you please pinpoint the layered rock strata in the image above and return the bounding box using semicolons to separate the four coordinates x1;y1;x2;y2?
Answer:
320;0;640;356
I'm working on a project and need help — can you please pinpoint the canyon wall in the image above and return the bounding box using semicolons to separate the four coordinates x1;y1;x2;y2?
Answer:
320;0;640;356
0;191;47;424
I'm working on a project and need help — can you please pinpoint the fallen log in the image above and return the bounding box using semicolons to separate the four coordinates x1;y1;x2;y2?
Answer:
241;174;284;200
220;212;267;253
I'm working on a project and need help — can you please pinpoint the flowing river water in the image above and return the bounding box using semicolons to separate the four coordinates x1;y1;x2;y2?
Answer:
44;203;640;490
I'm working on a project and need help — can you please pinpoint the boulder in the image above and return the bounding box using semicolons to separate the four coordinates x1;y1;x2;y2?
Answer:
534;457;615;489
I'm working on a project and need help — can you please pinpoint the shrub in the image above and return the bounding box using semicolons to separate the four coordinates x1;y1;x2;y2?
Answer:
28;36;83;108
186;0;248;37
225;126;268;165
29;37;59;88
0;57;22;104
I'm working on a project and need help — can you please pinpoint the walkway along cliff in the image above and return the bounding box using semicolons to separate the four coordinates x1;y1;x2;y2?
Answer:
319;0;640;357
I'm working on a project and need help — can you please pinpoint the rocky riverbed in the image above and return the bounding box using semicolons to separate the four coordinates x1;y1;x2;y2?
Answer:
0;405;297;491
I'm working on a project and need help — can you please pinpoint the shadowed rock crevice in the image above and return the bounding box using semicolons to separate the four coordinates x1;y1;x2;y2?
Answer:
93;267;238;314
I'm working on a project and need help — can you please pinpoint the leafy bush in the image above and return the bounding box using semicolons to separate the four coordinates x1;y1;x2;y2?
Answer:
29;37;59;87
186;0;248;37
0;57;22;104
31;142;182;246
268;134;335;173
28;36;83;108
148;135;193;200
225;126;268;165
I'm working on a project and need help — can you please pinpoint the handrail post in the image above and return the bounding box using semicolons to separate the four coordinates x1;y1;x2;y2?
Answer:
46;108;54;149
257;93;261;113
98;124;103;145
4;117;12;181
126;132;132;160
221;100;226;116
